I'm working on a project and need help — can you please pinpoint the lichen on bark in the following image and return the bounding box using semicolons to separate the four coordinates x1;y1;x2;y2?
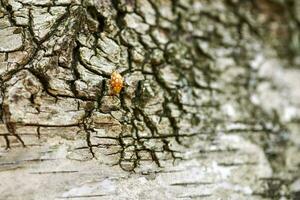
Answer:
0;0;299;199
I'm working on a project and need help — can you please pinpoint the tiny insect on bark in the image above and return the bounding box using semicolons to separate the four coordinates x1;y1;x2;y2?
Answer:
110;71;124;95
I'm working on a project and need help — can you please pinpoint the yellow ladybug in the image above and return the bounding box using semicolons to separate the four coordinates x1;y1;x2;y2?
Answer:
110;71;123;95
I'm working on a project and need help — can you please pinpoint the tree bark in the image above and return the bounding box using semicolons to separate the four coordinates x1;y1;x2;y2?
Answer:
0;0;299;199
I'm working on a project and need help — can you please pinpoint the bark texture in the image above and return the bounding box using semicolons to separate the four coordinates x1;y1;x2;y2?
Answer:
0;0;300;199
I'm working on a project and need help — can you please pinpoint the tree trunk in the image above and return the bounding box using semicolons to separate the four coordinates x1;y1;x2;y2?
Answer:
0;0;299;199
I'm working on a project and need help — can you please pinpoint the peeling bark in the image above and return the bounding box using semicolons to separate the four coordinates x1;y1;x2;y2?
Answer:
0;0;299;199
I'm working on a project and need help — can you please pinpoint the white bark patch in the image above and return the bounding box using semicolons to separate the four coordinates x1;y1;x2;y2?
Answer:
31;7;66;40
0;27;23;52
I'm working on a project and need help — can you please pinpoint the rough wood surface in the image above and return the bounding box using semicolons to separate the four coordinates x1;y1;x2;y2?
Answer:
0;0;299;199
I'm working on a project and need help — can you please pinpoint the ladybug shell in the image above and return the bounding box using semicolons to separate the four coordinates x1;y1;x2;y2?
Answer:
110;71;123;95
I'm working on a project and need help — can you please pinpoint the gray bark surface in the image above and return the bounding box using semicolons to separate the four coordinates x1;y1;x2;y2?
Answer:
0;0;299;199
